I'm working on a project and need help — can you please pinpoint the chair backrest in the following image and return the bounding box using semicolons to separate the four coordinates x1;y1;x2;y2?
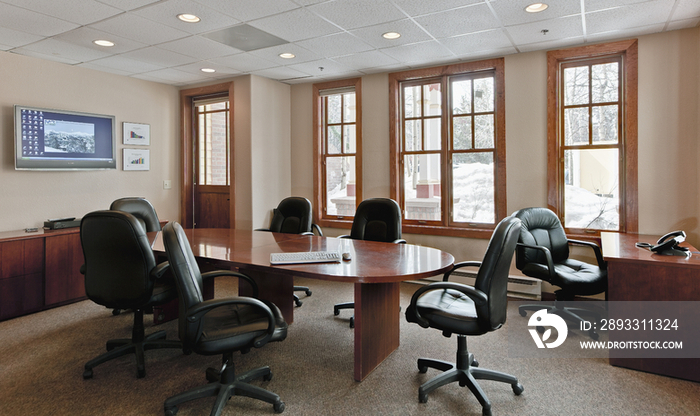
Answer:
80;210;157;310
110;197;161;232
512;207;570;269
349;198;402;242
473;216;522;330
268;197;313;234
161;221;207;346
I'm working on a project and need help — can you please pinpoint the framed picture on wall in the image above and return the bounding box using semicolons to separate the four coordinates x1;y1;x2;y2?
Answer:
123;122;150;145
123;148;150;171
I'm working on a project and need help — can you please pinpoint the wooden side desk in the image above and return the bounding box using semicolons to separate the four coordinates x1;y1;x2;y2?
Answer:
151;228;454;381
601;232;700;382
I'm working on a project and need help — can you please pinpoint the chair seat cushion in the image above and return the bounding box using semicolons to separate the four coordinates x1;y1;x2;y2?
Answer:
197;301;288;355
522;259;607;296
415;289;487;336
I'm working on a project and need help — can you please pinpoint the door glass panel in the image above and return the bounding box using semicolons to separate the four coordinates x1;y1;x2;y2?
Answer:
453;116;472;150
196;100;229;186
452;79;472;114
403;153;441;221
423;83;441;116
452;152;495;224
564;148;619;230
473;77;494;112
424;118;442;151
474;114;494;149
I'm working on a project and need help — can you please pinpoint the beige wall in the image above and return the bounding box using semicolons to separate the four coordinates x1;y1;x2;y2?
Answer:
0;51;180;232
289;27;700;269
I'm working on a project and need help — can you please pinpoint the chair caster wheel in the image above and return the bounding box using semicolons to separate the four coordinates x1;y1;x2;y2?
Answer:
333;308;340;316
512;382;524;395
349;317;354;328
164;405;178;416
482;407;492;416
295;299;302;307
137;367;145;379
305;289;312;296
183;349;192;355
264;371;273;382
112;308;121;316
536;326;545;334
83;369;93;379
418;392;428;403
418;365;428;374
519;309;527;317
273;400;285;413
471;359;479;367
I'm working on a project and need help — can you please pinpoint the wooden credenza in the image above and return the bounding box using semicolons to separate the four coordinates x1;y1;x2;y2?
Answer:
0;227;84;321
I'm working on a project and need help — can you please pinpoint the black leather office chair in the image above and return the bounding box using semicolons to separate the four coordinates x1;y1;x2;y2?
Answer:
256;196;323;307
405;216;524;416
512;207;607;338
110;197;162;232
333;198;406;328
162;221;288;416
109;197;162;316
80;211;181;379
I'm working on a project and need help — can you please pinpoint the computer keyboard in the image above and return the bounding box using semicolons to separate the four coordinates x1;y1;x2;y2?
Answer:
270;251;341;265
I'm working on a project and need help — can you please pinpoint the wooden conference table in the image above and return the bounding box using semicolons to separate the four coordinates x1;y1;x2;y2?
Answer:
152;228;454;381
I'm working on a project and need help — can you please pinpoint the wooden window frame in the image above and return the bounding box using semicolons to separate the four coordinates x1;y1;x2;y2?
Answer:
313;78;362;229
547;40;638;236
389;59;507;238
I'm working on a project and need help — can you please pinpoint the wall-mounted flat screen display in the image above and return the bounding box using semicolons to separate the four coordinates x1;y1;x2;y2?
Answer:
14;105;116;170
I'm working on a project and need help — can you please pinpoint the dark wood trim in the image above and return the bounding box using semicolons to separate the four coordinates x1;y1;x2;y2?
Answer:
179;82;234;228
547;39;638;234
388;58;506;237
312;78;362;226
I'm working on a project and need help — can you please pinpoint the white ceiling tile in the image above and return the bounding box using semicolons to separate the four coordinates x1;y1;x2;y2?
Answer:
248;8;342;42
516;36;586;53
672;0;700;20
94;0;161;12
0;3;78;37
77;61;134;76
196;0;300;22
439;29;514;55
16;38;112;62
89;13;190;44
586;23;666;41
0;0;122;26
349;19;433;48
249;43;322;65
132;67;205;84
332;50;400;70
392;0;484;17
287;59;355;76
209;52;280;72
0;27;44;49
54;27;147;54
308;0;406;30
252;66;313;81
121;46;198;67
87;54;164;74
10;48;80;65
490;0;582;26
295;32;374;58
380;40;455;64
456;46;518;61
667;17;700;31
415;3;501;39
174;61;242;77
158;36;243;60
585;0;666;13
132;0;241;34
586;2;675;35
506;15;583;46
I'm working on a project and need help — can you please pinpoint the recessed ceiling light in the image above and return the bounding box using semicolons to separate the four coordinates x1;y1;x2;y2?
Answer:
525;3;548;13
93;39;114;47
279;52;295;59
177;13;201;23
382;32;401;40
201;68;216;73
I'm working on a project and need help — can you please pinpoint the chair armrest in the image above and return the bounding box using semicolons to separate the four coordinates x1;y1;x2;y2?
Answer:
312;223;323;237
443;260;482;281
338;234;351;239
393;238;407;244
568;239;607;270
200;270;259;298
151;261;170;280
254;228;271;232
186;296;276;348
516;242;557;283
407;281;488;328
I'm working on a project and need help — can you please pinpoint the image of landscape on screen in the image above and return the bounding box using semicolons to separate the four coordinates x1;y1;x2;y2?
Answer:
44;119;95;154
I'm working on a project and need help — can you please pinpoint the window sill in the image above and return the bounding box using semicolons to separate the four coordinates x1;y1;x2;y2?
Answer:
402;223;496;239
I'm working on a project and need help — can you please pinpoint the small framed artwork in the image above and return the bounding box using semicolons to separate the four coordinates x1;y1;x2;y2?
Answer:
123;148;150;171
123;122;150;145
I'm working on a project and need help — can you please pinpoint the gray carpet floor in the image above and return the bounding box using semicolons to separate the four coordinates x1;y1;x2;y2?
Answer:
1;277;699;416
